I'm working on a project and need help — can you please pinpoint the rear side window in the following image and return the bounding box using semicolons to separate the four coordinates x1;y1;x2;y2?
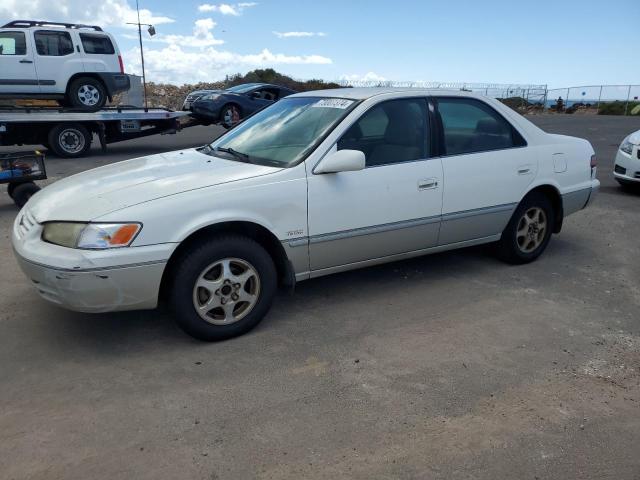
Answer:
34;31;74;56
0;32;26;55
436;97;525;155
80;34;115;54
338;98;429;167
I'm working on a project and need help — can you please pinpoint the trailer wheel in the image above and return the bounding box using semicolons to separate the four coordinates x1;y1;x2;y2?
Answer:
48;124;92;158
11;182;40;208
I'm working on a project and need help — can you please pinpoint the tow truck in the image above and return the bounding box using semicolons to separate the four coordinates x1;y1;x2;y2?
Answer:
0;106;194;158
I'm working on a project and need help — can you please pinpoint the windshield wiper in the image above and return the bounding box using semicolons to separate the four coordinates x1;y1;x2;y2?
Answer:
216;146;252;163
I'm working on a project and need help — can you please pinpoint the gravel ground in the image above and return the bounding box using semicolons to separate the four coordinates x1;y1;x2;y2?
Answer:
0;115;639;479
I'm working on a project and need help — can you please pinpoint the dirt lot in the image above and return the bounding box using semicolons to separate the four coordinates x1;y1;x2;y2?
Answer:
1;115;639;479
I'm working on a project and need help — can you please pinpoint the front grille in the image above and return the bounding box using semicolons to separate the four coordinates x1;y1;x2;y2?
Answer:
15;209;37;239
614;164;627;175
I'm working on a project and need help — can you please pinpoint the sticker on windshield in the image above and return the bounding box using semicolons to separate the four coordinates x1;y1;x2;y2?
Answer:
312;99;354;109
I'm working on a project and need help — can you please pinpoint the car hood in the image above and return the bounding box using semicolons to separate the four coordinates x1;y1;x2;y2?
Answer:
27;149;281;222
626;130;640;145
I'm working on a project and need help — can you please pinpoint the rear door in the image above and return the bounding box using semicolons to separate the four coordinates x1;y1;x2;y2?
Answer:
434;96;536;245
0;30;38;93
32;29;83;94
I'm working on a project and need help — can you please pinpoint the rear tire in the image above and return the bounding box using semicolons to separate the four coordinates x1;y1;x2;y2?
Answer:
11;182;40;208
496;191;555;264
169;235;277;341
67;77;107;110
47;124;92;158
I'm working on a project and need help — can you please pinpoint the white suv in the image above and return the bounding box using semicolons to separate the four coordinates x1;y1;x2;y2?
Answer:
0;20;130;109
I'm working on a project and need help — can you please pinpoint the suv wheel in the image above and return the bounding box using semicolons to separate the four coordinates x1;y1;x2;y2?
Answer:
169;235;277;341
496;191;555;264
47;124;92;158
67;77;107;110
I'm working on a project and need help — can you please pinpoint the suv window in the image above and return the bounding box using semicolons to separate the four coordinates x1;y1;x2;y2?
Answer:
0;32;26;55
34;31;74;56
338;98;428;167
80;34;115;54
436;97;524;155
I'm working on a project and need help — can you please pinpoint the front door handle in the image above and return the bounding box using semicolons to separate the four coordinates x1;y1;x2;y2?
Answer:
19;59;33;64
418;178;438;190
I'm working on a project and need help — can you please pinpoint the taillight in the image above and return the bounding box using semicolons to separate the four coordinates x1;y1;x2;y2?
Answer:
118;55;125;74
590;154;597;178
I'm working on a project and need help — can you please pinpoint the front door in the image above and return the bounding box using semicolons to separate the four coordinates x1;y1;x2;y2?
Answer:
307;97;443;272
0;30;38;93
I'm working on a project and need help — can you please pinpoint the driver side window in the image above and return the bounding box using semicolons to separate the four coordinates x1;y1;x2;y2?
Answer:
337;98;428;167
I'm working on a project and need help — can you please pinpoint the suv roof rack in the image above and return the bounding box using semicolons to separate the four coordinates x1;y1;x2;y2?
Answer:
2;20;103;31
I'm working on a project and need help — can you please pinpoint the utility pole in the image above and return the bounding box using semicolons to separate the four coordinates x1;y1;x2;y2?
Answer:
126;0;155;109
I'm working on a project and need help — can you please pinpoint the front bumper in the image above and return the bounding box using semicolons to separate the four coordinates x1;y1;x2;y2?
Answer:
12;209;173;313
613;148;640;183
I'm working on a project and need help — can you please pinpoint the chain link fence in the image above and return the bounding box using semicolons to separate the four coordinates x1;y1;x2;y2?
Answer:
545;85;640;115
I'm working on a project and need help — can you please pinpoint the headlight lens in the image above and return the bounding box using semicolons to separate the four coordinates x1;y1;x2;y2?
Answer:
42;222;141;249
620;138;634;155
203;94;220;101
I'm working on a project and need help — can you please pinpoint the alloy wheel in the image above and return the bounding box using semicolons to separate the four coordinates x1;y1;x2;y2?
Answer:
516;207;547;253
192;258;261;325
77;84;101;107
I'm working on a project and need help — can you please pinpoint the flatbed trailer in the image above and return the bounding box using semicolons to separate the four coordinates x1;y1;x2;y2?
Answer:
0;106;196;158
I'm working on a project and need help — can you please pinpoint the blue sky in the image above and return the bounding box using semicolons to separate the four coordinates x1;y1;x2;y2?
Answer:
2;0;639;87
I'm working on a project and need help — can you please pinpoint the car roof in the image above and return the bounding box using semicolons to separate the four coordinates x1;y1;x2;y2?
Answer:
288;87;479;100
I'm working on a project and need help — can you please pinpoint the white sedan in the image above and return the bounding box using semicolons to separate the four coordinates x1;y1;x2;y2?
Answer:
614;130;640;187
12;88;600;341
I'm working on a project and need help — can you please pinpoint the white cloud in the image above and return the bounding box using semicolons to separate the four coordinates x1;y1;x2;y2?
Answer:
124;44;332;84
197;2;257;15
0;0;174;27
273;31;326;38
340;72;387;82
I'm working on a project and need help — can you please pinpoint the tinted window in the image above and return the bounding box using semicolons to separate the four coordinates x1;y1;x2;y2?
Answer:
437;98;523;155
34;31;74;56
0;32;26;55
80;34;114;54
338;98;428;167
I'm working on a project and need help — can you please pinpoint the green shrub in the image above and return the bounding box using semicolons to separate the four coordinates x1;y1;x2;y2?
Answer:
597;101;640;115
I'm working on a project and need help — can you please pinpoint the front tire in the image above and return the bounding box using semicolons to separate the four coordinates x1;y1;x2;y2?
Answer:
220;104;241;128
169;235;277;341
496;191;555;264
11;182;41;208
67;77;107;110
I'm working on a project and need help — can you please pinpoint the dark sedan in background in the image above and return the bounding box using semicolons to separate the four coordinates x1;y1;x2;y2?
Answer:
190;83;297;127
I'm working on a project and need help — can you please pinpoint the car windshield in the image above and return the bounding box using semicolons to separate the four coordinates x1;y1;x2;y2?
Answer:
207;97;357;167
225;83;263;94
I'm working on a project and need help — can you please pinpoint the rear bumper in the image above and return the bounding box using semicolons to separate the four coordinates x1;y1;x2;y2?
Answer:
562;180;599;216
97;73;131;97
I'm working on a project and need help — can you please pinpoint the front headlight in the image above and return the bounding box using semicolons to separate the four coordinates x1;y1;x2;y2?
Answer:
620;138;634;155
203;94;220;101
42;222;141;249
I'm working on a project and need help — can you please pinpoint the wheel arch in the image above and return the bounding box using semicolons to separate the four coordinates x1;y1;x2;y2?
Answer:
219;102;243;120
66;74;111;101
522;183;564;233
159;220;294;301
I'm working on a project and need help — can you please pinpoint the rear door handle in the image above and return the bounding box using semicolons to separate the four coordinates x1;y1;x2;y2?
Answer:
19;59;33;64
418;178;438;190
517;164;532;175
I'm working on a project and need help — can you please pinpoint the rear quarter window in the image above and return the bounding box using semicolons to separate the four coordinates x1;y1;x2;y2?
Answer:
80;34;115;54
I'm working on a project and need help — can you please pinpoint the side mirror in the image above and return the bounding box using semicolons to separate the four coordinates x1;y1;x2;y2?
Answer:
315;149;365;174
